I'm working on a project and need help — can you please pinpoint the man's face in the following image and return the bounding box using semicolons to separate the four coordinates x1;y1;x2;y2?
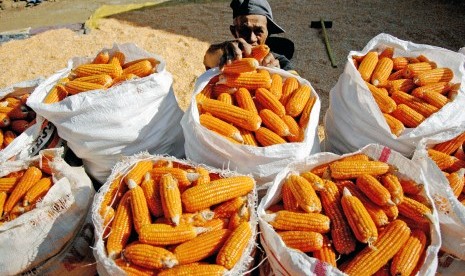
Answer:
231;14;269;46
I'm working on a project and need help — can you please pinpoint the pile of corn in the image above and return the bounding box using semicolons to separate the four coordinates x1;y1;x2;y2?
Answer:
0;153;55;222
42;51;160;104
427;132;465;205
99;158;256;275
353;49;461;136
0;93;35;149
262;153;434;275
196;45;316;147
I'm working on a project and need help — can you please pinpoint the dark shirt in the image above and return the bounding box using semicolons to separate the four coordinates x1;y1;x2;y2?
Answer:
272;51;294;71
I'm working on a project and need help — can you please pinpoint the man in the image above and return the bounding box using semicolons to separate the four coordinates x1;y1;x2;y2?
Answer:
203;0;294;71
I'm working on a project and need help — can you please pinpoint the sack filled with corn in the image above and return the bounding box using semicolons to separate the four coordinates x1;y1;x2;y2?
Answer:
181;59;321;191
258;143;441;276
0;147;95;275
92;152;258;276
324;33;465;157
412;124;465;260
27;43;185;184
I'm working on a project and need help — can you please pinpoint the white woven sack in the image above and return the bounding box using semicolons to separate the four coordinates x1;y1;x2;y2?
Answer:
258;144;441;276
0;148;95;275
92;152;258;276
324;33;465;157
0;77;47;162
412;125;465;260
437;252;465;276
27;43;185;183
181;67;321;190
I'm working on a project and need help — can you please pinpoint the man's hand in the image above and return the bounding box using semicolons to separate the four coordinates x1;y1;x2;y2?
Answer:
260;52;280;68
219;38;253;68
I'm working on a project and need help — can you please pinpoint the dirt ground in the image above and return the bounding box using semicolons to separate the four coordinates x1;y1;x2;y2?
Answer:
1;0;465;129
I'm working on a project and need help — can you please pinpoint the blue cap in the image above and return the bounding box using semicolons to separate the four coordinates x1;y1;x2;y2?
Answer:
230;0;285;34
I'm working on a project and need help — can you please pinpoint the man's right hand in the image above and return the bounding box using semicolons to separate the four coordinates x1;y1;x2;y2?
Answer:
203;39;253;70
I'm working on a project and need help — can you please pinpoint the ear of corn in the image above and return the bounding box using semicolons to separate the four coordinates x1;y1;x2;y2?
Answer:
0;113;11;128
141;172;164;217
216;221;252;270
392;57;409;70
399;178;423;195
123;57;160;69
390;229;427;276
280;77;300;106
356;174;395;206
285;84;312;117
411;82;451;98
122;60;154;78
239;128;258;146
278;230;324;252
99;174;127;217
111;73;139;87
0;177;18;193
388;69;406;81
217;71;272;90
358;51;379;82
3;166;42;213
106;192;133;259
73;74;113;87
109;51;126;66
433;132;465;155
43;85;69;104
380;173;404;205
298;95;316;129
64;80;105;95
255;87;286;117
248;44;270;61
263;210;330;232
234;87;258;114
123;243;178;269
128;181;152;234
428;148;456;170
212;84;237;98
414;67;454;86
446;168;465;197
383;113;405;136
151;167;199;188
222;58;259;74
313;235;337;267
114;258;157;276
371;57;394;87
366;82;397;113
125;160;153;186
181;176;254;212
269;73;283;99
259;109;291;137
72;63;123;79
213;196;246;218
282;180;300;212
421;90;449;109
403;62;437;78
286;173;321;213
139;223;205;246
391;104;425;128
388;79;416;93
92;51;110;64
391;90;438;117
3;130;16;147
283;115;304;143
157;263;227;276
160;174;183;226
22;177;53;206
255;127;287;146
199;113;243;143
342;219;411;276
329;160;390;180
397;196;432;224
0;192;7;217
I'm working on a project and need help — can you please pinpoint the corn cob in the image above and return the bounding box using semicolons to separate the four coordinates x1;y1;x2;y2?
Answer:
343;219;411;276
2;105;29;120
234;87;257;114
300;171;325;191
433;132;465;155
106;192;132;259
139;223;206;246
411;82;451;98
0;113;10;128
159;174;183;226
199;98;261;131
140;173;163;218
380;173;404;205
268;73;283;99
399;178;423;195
280;77;299;106
320;179;356;254
22;177;52;206
421;90;449;109
123;243;178;269
447;168;465;197
128;180;152;234
238;128;257;146
125;160;153;186
91;51;110;64
428;148;456;170
382;113;404;136
122;60;154;78
151;167;199;188
123;57;160;69
114;258;157;276
286;173;321;213
71;63;123;78
200;113;243;143
329;160;390;180
0;192;7;217
365;82;397;113
259;109;291;137
284;84;311;118
255;127;287;146
391;90;438;117
262;210;330;232
217;71;271;90
216;221;251;269
387;78;416;93
414;67;454;86
3;166;42;213
454;147;465;161
278;231;323;252
390;229;427;276
158;263;227;276
222;58;259;74
43;85;68;104
0;177;18;193
213;196;246;218
217;92;235;105
99;174;127;216
447;158;465;173
371;57;393;86
212;84;237;98
109;51;126;66
255;87;286;117
403;62;437;78
73;74;113;87
392;57;409;70
391;104;425;128
64;80;105;95
192;166;210;186
0;129;3;149
341;187;378;244
379;47;394;59
313;235;337;267
282;115;304;143
111;73;139;87
356;174;395;206
173;228;231;264
2;130;15;147
282;180;300;212
10;119;29;133
248;44;270;61
388;69;406;81
397;196;433;224
358;51;379;82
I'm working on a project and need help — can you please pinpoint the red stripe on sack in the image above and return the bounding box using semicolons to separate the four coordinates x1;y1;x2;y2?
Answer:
379;147;391;162
314;260;327;276
261;236;292;276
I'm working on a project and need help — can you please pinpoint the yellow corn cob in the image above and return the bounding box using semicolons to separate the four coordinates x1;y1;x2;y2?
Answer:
43;85;68;104
343;219;411;276
298;95;316;129
239;128;258;146
64;80;105;95
414;67;454;86
329;160;390;180
447;157;465;173
199;98;261;131
428;148;456;170
228;203;250;230
371;57;393;86
181;176;254;212
158;263;227;276
0;129;3;149
222;58;259;74
111;73;139;87
286;173;321;213
213;196;246;218
139;223;205;246
390;229;427;276
433;132;465;155
259;109;291;137
391;104;425;128
280;77;300;106
380;173;404;205
192;166;210;186
262;210;330;232
92;51;110;64
216;221;251;269
109;51;126;66
358;51;379;82
160;174;182;226
140;172;163;217
411;82;451;98
0;177;18;193
123;243;178;269
278;231;323;252
114;258;157;276
99;174;127;216
447;168;465;197
0;192;7;217
420;90;449;109
269;73;283;99
200;113;243;143
73;74;113;87
392;57;409;71
391;90;438;117
248;44;270;61
72;63;123;78
383;113;405;136
285;84;312;117
123;57;160;69
365;82;397;113
122;60;154;78
106;192;132;259
282;180;300;212
151;167;199;188
7;203;33;220
234;87;258;114
313;235;337;267
128;180;152;234
299;171;324;191
341;187;378;244
397;196;433;224
399;178;423;195
403;62;437;78
0;113;11;128
3;130;16;147
255;87;286;117
216;92;234;105
3;166;42;213
102;205;115;237
320;180;356;254
356;174;395;206
388;69;406;81
255;127;287;146
212;84;237;98
217;71;272;90
174;228;231;264
282;115;304;143
125;160;153;186
22;177;52;206
387;78;416;93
